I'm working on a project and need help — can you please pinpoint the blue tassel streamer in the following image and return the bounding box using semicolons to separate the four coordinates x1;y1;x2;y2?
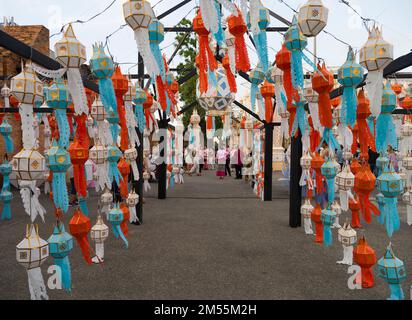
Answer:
382;197;400;238
323;225;332;247
342;87;357;127
55;110;70;148
253;32;269;72
213;1;225;46
150;43;165;80
388;284;404;300
326;178;335;205
1;133;13;153
292;102;308;136
98;78;118;114
170;172;175;189
135;106;146;134
166;94;171;116
110;124;120;144
108;161;122;186
53;172;69;213
55;256;71;292
319;128;340;154
79;197;89;216
251;84;259;112
291;51;304;90
1;197;11;220
376;113;397;153
367;116;375;138
111;225;128;249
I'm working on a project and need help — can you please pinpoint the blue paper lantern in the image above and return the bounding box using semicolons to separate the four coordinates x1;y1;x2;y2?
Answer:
45;78;71;148
107;145;122;186
378;245;407;300
46;143;71;213
377;164;403;237
108;203;128;248
0;120;13;153
134;87;147;134
321;159;339;205
376;82;397;153
0;160;12;221
338;47;364;127
149;18;165;79
321;209;336;247
249;65;266;111
47;223;73;292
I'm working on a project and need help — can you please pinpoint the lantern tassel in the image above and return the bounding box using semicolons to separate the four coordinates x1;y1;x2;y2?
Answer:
290;51;304;90
360;266;374;288
376;112;397;153
323;223;332;247
319;128;339;156
75;235;93;265
407;204;412;226
314;221;323;243
213;1;225;46
234;30;250;72
67;69;89;115
135;105;146;134
365;70;384;118
55;110;70;148
342;86;357;127
291;102;308;137
108;161;122;186
54;256;71;292
79;197;89;216
98;78;117;114
111;224;129;249
337;245;354;265
27;267;48;300
381;197;400;237
326;178;335;205
52;172;69;213
1;197;11;220
1;132;13;153
388;284;404;300
358;193;380;224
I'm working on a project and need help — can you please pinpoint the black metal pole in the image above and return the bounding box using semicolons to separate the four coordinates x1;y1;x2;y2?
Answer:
133;53;145;225
289;131;302;228
158;111;167;199
264;123;274;201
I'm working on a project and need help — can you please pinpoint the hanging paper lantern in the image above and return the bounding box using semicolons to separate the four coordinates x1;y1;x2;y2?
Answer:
227;8;251;73
376;82;397;154
47;223;73;292
336;164;355;211
90;95;110;145
321;208;336;247
1;84;12;108
360;26;393;117
107;145;123;186
16;224;49;300
357;89;376;160
321;158;339;205
197;67;234;117
68;138;89;200
90;43;118;116
124;147;139;181
0;160;13;221
45;78;71;148
311;152;324;196
127;190;139;224
338;47;364;127
123;0;158;76
112;66;130;151
0;119;13;153
100;187;113;217
300;152;313;197
331;201;342;228
193;10;218;94
89;141;110;192
249;65;266;112
12;149;46;222
378;245;407;300
350;158;361;175
260;81;275;123
54;24;88;115
90;214;109;263
133;86;147;134
117;157;130;199
108;203;128;248
46;143;71;213
297;0;328;37
311;203;323;243
337;221;357;265
249;1;270;72
285;15;308;92
69;208;92;264
222;53;237;93
354;163;380;224
353;235;377;288
377;164;403;237
349;196;362;229
304;84;321;131
300;198;314;235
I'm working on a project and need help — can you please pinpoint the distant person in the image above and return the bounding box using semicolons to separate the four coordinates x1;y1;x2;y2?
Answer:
216;147;227;180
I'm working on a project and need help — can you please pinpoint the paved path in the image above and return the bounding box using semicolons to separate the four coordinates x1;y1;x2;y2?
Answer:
0;169;411;300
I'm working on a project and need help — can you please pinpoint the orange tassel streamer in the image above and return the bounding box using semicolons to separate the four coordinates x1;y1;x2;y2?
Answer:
357;89;376;160
311;204;323;243
349;196;362;229
227;9;250;72
312;63;334;129
351;123;359;155
156;75;167;111
309;116;320;153
118;158;130;199
69;208;92;265
112;66;130;151
120;203;130;237
261;81;275;123
354;164;380;224
311;153;325;195
222;53;237;93
68;138;89;198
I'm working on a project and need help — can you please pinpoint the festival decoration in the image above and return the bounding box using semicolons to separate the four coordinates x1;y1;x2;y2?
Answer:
90;95;110;145
321;207;336;247
331;201;342;228
0;159;13;221
69;208;92;264
0;118;13;153
108;203;128;248
338;47;364;127
107;145;123;186
377;164;403;237
127;190;139;224
118;157;130;199
300;198;314;235
1;84;11;108
47;223;73;292
304;84;321;131
16;224;49;300
378;245;407;300
300;151;313;197
311;203;323;243
89;141;110;192
311;152;324;196
199;0;224;46
297;0;328;37
353;235;377;288
376;82;397;154
356;89;376;159
349;196;362;228
227;8;250;73
360;26;393;117
46;143;71;213
54;24;88;115
336;164;355;211
337;221;357;265
100;187;113;216
90;214;109;263
112;66;130;151
249;0;270;71
260;81;275;123
123;0;158;76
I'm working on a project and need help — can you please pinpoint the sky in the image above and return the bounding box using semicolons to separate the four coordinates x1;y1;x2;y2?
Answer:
1;0;412;100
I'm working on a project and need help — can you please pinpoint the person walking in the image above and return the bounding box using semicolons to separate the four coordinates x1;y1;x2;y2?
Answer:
234;146;243;179
225;146;232;177
216;147;227;180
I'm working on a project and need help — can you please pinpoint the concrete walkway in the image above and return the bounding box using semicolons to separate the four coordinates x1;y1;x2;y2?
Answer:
0;169;411;300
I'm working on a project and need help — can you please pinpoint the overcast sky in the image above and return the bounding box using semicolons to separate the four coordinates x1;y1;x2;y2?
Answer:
2;0;412;99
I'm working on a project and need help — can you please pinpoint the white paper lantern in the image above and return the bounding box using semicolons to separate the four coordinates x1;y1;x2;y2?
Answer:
338;222;357;246
12;149;45;181
300;198;314;219
54;24;86;68
336;164;354;191
360;26;393;72
90;95;107;121
300;153;312;170
91;215;109;244
11;63;43;106
298;0;329;37
123;0;154;30
89;142;108;165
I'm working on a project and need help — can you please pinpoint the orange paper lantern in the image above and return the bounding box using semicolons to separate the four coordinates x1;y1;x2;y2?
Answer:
354;164;380;223
69;208;92;264
227;9;250;73
312;63;334;129
353;236;377;288
311;204;323;243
